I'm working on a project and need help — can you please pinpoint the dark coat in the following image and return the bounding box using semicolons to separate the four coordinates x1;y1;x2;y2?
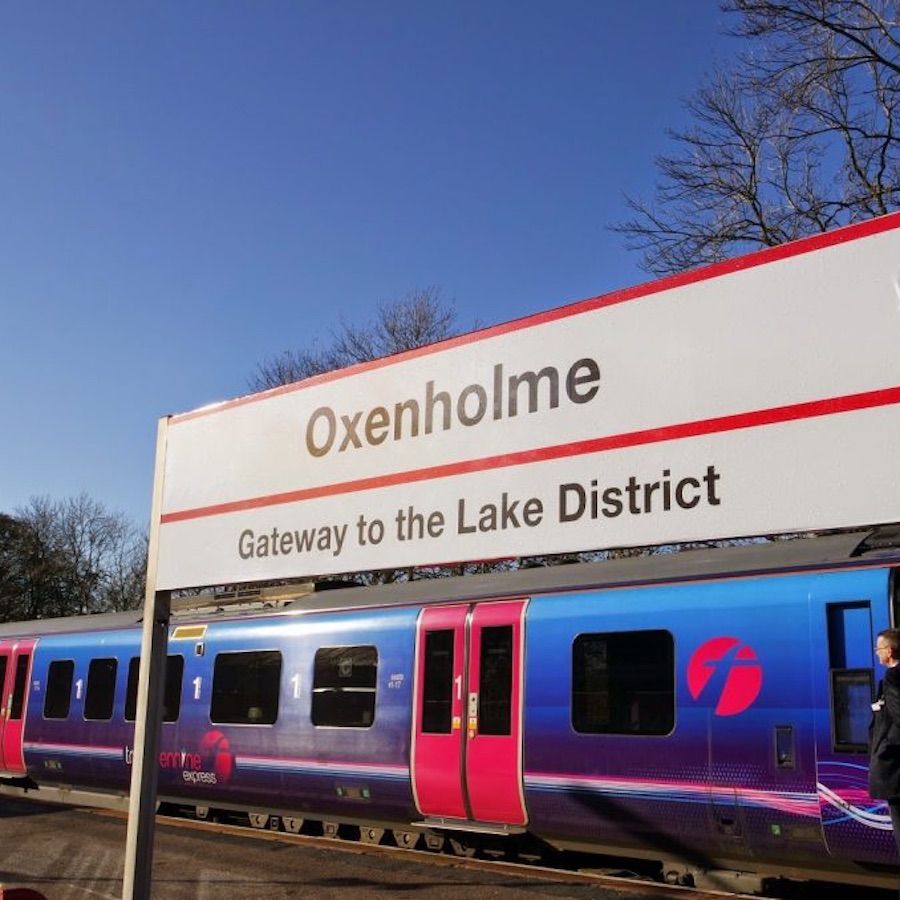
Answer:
869;665;900;800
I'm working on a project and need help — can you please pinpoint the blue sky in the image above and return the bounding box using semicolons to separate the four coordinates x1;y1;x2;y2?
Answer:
0;1;736;529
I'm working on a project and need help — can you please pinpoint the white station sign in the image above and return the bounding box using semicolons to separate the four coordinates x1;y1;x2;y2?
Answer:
154;214;900;589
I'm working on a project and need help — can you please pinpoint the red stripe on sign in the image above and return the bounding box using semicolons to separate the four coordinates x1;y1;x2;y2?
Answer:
170;213;900;425
159;386;900;524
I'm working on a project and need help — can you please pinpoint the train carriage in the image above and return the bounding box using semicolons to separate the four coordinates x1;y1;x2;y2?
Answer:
1;526;899;891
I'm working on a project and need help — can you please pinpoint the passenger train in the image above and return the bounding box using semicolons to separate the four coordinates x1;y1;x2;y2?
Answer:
2;527;900;893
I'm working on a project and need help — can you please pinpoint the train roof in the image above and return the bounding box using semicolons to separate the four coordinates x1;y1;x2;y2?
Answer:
1;526;898;639
282;526;900;615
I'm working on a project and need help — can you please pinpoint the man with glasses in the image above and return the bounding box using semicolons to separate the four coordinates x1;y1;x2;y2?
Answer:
870;628;900;896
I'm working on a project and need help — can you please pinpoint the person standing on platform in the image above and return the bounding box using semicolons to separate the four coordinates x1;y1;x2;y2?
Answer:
870;628;900;896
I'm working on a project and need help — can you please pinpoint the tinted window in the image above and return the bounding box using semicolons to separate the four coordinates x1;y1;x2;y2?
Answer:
421;630;454;734
479;625;512;736
573;630;675;736
10;654;29;720
831;668;873;752
210;650;281;725
84;657;117;721
125;655;185;723
44;660;74;719
312;646;377;728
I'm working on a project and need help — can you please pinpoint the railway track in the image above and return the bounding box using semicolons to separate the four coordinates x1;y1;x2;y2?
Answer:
0;797;896;900
88;807;881;900
141;810;764;899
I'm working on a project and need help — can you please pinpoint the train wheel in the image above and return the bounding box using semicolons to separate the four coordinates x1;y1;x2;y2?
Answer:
359;827;385;845
423;833;445;853
282;817;304;834
392;829;422;850
663;867;694;887
448;837;478;858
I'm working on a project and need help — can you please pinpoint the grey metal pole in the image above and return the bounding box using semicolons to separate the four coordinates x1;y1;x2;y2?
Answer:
122;417;171;900
121;590;170;899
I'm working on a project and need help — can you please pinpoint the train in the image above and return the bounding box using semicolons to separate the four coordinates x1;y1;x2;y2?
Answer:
2;526;900;893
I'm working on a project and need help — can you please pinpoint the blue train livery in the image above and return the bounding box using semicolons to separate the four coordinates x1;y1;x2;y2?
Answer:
1;527;898;891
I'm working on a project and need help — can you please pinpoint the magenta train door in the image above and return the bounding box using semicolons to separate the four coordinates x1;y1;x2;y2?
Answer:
411;599;528;827
0;638;35;775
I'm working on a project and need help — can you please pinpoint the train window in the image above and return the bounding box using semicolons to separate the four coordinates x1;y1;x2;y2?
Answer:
892;570;900;626
572;630;675;736
10;654;29;720
210;650;281;725
311;645;377;728
775;725;795;768
84;657;117;721
479;626;513;736
124;655;185;723
44;660;75;719
831;668;873;752
422;630;454;734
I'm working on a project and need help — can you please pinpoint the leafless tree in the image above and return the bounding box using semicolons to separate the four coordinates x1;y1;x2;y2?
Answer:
54;494;148;614
0;495;147;622
614;0;900;275
98;531;148;612
7;496;69;621
249;286;464;390
0;514;28;622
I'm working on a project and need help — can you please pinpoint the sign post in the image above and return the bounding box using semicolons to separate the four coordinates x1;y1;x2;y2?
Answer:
122;419;171;900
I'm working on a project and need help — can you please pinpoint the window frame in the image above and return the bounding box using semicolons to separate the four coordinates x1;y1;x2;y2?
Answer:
210;649;282;726
571;628;675;737
124;655;185;723
84;657;118;722
830;667;873;753
43;659;75;720
311;645;378;729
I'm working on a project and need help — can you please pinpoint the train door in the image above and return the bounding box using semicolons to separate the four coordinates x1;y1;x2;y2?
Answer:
0;638;36;775
815;589;890;862
411;599;528;827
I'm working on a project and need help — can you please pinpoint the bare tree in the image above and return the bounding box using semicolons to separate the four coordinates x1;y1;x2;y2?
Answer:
54;494;147;614
250;286;464;391
0;513;28;622
614;0;900;275
99;528;148;612
0;495;147;622
17;497;67;620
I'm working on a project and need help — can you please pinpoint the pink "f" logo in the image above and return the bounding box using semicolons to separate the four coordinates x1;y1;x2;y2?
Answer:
687;636;763;716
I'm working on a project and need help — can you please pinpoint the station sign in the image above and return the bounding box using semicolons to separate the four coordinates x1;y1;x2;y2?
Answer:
153;213;900;588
